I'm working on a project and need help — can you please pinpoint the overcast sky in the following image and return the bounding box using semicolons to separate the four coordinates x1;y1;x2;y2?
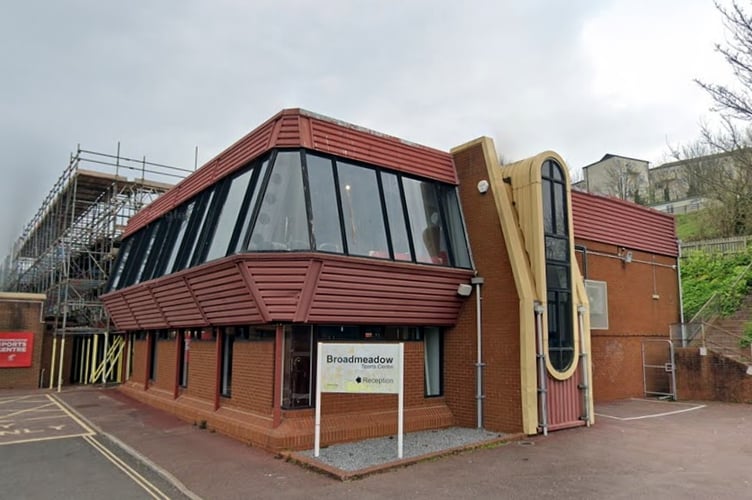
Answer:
0;0;736;252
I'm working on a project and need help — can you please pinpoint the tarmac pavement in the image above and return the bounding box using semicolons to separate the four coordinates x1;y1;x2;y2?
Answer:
12;386;752;499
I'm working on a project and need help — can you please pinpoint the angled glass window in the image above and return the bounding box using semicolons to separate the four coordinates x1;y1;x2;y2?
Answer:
403;177;449;265
108;237;134;291
381;172;412;261
148;209;184;280
205;168;254;262
439;186;472;268
164;200;196;274
306;153;343;253
236;159;270;252
133;219;163;284
542;159;573;371
249;152;310;251
180;188;216;269
121;225;155;288
336;161;388;258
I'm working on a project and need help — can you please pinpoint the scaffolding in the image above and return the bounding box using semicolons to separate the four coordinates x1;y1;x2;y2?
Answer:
1;145;192;338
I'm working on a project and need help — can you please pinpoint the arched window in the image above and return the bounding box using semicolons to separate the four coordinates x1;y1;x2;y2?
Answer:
542;159;574;371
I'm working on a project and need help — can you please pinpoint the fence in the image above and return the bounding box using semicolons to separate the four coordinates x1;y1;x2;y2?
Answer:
681;235;752;255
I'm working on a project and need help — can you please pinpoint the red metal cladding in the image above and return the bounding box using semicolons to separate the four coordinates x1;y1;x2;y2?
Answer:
546;369;585;431
571;190;678;257
123;109;456;238
102;253;474;331
307;259;465;325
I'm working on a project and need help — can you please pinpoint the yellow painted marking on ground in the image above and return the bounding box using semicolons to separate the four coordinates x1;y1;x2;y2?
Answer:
0;414;75;423
83;435;170;500
0;432;94;446
0;395;40;404
0;402;56;419
46;394;96;434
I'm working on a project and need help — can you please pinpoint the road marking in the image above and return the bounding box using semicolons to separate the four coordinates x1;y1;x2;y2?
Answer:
46;394;96;434
0;402;56;419
0;432;94;446
0;395;38;404
595;402;706;421
83;435;170;500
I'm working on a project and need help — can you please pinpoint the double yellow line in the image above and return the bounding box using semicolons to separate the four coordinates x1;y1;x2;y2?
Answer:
83;434;170;500
49;394;171;500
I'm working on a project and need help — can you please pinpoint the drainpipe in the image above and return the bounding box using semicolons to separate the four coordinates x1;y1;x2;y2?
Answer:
471;276;485;429
676;239;687;346
534;301;548;436
575;245;588;279
577;304;591;426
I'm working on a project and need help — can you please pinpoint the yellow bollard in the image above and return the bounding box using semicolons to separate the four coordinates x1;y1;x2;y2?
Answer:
84;336;91;385
49;336;57;389
90;334;99;383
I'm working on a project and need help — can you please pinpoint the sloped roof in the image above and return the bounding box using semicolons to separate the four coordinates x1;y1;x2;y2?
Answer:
124;108;456;237
571;190;678;257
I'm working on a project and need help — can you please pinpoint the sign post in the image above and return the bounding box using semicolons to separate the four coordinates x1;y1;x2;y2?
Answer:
315;342;404;458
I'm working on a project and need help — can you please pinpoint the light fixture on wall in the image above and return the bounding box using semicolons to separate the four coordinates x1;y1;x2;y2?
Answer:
624;251;633;263
457;283;473;297
477;180;489;194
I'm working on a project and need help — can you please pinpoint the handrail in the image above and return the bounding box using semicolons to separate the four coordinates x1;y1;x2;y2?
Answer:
694;320;752;364
687;258;752;327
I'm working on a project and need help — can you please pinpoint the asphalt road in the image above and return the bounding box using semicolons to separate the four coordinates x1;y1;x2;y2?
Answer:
5;388;752;500
0;393;187;499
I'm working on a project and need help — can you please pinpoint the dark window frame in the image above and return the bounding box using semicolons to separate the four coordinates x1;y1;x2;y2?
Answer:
542;159;574;372
171;187;215;272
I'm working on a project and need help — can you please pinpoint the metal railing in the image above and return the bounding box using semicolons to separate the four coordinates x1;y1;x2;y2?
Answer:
684;259;752;344
686;321;752;365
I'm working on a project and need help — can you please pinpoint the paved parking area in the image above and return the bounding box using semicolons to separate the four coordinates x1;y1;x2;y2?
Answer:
7;388;752;499
0;393;93;445
0;391;187;499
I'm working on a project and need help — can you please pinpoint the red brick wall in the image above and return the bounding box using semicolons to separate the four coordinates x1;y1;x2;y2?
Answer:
131;339;147;385
185;339;217;401
676;348;752;402
0;298;45;390
223;339;275;414
152;338;177;392
576;240;680;401
451;142;523;433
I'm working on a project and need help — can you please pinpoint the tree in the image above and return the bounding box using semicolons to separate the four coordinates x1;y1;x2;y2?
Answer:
671;1;752;237
671;119;752;237
696;2;752;120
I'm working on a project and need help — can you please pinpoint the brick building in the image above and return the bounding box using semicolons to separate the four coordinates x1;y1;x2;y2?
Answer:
0;293;46;390
101;110;680;450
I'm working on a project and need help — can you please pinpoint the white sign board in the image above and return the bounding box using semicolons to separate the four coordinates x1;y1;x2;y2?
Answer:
320;343;401;394
315;342;404;458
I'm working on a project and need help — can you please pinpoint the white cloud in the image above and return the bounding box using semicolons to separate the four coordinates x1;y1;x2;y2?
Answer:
0;0;740;249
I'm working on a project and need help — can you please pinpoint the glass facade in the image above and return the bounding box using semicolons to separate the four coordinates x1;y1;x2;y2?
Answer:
541;159;574;372
108;149;472;292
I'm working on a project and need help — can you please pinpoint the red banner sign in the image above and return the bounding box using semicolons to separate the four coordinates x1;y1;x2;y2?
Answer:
0;332;34;368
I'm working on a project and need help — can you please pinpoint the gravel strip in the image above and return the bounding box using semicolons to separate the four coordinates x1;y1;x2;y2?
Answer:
299;427;504;472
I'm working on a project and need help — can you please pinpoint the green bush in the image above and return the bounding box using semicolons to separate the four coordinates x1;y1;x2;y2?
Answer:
741;322;752;349
681;247;752;320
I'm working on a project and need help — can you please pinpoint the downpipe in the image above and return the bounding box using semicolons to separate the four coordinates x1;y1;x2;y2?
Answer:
534;301;548;436
578;305;591;426
472;277;485;429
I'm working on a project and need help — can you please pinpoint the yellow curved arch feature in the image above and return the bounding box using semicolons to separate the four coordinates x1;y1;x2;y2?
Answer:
502;152;586;382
